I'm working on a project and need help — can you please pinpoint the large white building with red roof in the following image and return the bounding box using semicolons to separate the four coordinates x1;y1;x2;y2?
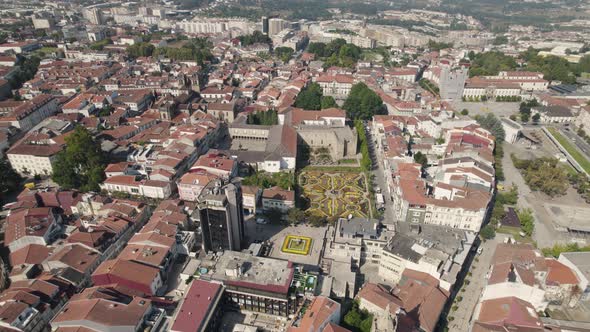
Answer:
315;74;355;98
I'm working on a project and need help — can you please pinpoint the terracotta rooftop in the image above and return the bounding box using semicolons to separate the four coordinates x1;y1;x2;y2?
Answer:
171;280;223;332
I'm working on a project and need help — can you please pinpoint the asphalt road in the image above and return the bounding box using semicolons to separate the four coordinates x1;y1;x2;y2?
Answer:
448;235;507;331
557;125;590;158
365;122;396;229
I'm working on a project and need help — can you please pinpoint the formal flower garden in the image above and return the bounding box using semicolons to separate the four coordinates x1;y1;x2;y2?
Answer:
298;171;371;218
282;235;313;255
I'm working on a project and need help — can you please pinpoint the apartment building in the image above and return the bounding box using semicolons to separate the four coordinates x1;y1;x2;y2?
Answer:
7;129;68;176
324;217;392;267
378;223;475;291
0;94;58;132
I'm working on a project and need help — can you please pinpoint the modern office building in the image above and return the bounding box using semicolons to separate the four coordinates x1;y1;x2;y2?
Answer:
196;180;245;252
262;16;269;35
206;251;297;317
83;7;104;25
268;18;289;36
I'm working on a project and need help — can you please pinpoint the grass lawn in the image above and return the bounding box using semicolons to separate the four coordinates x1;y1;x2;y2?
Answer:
563;163;578;176
547;127;590;174
338;159;358;165
282;235;312;255
497;225;533;243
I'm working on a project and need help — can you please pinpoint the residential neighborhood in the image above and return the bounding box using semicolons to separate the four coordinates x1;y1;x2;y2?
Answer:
1;1;590;332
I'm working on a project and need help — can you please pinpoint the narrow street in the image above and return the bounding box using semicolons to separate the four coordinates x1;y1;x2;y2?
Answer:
448;235;507;331
364;122;396;228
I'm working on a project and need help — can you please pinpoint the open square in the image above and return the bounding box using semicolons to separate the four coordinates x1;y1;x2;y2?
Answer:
282;235;312;255
299;171;371;218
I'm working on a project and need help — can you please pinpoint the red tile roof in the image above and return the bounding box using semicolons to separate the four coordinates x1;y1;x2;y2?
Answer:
171;280;223;332
288;296;341;332
545;259;579;286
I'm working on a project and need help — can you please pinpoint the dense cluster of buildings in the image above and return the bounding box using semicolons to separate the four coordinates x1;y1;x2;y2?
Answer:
470;243;590;331
1;1;590;332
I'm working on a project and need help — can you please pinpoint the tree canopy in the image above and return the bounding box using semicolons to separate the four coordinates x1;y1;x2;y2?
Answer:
247;110;278;125
525;52;576;83
517;208;535;237
52;126;106;192
475;113;506;142
294;83;337;110
9;55;40;90
511;155;569;197
274;46;294;62
519;99;539;123
493;35;509;45
143;38;214;64
238;31;272;46
427;40;453;51
413;151;428;168
469;51;518;77
542;242;590;258
286;208;305;225
0;159;22;201
343;83;385;120
307;39;362;68
320;96;337;109
241;171;294;190
343;301;373;332
355;120;372;171
480;224;496;240
126;42;156;58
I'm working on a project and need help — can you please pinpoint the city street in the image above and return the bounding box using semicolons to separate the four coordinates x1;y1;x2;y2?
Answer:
447;235;507;331
365;122;396;228
557;125;590;158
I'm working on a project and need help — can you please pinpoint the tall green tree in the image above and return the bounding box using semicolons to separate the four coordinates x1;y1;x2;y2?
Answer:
238;31;272;46
320;96;337;109
469;51;518;77
480;225;496;240
413;151;428;168
343;83;385;120
0;159;22;201
52;126;106;192
286;208;305;225
475;113;506;142
517;208;535;236
274;46;294;62
307;39;361;68
294;83;323;110
126;42;155;58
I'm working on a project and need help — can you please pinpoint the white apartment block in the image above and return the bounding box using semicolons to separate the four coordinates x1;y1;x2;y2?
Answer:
0;95;58;132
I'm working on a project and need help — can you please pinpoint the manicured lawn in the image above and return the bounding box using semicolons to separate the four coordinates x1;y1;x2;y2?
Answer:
547;127;590;174
282;235;312;255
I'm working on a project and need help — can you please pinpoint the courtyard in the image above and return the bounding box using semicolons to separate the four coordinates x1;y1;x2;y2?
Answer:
298;171;371;218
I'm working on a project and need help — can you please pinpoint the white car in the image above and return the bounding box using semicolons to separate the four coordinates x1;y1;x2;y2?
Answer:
256;218;268;225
